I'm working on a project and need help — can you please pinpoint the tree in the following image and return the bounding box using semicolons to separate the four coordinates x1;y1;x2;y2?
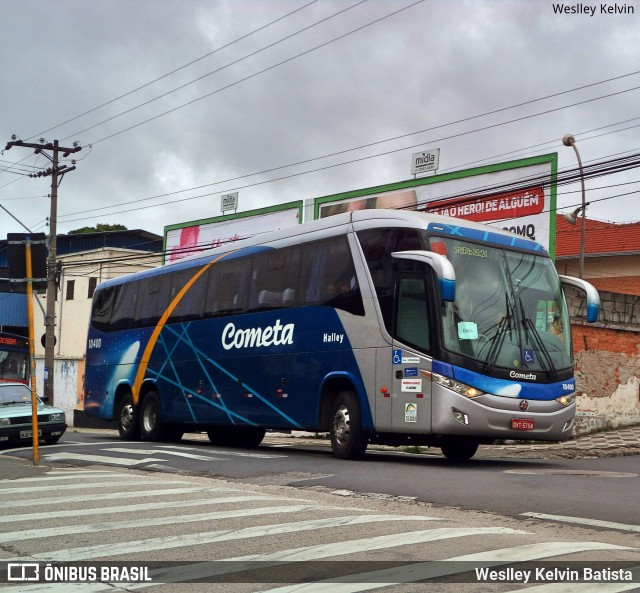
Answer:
69;224;128;234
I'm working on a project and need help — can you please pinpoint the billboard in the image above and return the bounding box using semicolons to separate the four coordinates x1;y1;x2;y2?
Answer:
163;201;303;263
313;154;558;257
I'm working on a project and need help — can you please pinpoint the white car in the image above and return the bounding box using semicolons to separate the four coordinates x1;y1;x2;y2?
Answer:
0;382;67;445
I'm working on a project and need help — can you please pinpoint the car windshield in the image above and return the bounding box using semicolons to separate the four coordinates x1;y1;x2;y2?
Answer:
0;384;34;405
433;237;572;374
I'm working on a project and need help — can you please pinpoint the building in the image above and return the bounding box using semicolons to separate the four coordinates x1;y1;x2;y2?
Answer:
0;230;162;424
555;214;640;432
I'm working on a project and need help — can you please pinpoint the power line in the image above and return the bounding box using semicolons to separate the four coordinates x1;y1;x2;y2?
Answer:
25;0;321;141
63;0;368;142
55;74;640;222
86;0;426;146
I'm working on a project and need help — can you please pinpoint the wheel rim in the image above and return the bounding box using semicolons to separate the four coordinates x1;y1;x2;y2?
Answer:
332;405;350;445
142;402;156;433
120;403;133;431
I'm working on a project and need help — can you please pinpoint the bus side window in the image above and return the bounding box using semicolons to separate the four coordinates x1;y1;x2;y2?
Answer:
204;259;248;317
109;283;139;331
303;237;364;316
357;228;424;331
168;267;206;323
91;287;115;332
135;277;169;327
394;275;431;353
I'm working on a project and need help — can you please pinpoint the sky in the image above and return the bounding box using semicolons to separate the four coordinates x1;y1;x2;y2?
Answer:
1;0;639;243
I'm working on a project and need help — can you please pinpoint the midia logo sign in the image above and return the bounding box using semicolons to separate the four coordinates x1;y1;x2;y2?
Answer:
222;319;294;350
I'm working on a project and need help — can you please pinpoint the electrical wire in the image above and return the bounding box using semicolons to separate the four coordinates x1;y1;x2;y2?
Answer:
25;0;321;141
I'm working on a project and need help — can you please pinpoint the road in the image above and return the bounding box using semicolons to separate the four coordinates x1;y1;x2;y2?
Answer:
2;430;640;592
6;429;640;527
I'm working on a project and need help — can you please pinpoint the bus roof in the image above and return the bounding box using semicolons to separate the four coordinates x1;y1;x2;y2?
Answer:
97;210;547;290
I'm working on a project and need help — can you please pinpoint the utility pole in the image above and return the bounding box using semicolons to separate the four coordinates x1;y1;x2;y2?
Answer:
4;136;81;404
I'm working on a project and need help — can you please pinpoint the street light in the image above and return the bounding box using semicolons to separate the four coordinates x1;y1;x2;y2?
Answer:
562;133;587;279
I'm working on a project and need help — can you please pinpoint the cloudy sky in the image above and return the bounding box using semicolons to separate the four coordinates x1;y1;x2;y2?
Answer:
1;0;639;242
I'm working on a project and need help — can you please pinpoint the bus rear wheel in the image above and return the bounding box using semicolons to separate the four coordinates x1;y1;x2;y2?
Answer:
117;393;140;440
139;391;177;442
329;391;368;459
440;437;479;462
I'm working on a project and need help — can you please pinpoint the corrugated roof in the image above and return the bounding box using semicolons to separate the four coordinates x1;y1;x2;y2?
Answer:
555;215;640;258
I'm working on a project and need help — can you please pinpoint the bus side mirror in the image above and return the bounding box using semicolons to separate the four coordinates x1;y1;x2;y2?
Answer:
391;250;456;302
559;275;600;323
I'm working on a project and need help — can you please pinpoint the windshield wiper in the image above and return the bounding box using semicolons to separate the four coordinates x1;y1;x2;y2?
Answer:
482;295;514;375
519;301;558;379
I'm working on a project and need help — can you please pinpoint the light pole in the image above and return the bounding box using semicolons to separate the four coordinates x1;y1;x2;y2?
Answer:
562;133;586;279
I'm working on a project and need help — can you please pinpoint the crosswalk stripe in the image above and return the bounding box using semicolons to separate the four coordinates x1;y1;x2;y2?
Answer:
42;452;168;466
521;512;640;533
0;504;358;544
9;470;130;483
157;444;286;459
104;447;225;461
0;495;292;524
255;542;635;593
0;486;248;509
0;478;185;496
10;515;441;562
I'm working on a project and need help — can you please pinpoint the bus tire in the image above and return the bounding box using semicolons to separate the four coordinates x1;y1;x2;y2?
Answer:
329;390;367;459
139;391;167;441
440;437;479;462
117;393;140;440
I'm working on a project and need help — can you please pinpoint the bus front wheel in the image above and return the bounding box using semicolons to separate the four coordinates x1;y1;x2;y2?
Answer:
440;437;479;462
329;391;368;459
117;393;140;440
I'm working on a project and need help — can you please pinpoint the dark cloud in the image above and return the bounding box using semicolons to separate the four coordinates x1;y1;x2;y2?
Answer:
2;0;639;240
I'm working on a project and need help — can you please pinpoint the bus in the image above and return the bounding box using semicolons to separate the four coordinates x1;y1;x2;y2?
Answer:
83;210;600;460
0;332;29;385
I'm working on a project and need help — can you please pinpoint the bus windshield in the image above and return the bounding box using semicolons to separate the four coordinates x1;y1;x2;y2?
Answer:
433;237;572;374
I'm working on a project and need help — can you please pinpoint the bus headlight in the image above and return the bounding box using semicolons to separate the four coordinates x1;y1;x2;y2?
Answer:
432;373;484;398
555;394;575;407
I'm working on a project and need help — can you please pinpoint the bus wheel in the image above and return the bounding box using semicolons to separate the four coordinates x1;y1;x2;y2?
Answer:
330;391;367;459
139;391;166;441
118;393;140;440
440;437;479;462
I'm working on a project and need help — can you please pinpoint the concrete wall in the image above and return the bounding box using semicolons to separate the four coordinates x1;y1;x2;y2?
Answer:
35;358;83;427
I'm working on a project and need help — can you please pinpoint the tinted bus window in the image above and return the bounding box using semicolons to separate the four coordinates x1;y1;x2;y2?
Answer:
135;276;169;327
110;283;139;331
168;266;206;323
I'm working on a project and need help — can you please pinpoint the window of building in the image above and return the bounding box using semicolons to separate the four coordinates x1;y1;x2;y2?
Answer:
66;279;75;301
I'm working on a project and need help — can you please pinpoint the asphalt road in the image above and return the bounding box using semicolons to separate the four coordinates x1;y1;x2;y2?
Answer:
3;429;639;530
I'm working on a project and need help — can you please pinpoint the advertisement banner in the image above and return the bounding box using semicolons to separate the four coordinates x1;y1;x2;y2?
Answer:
164;202;303;263
314;154;557;256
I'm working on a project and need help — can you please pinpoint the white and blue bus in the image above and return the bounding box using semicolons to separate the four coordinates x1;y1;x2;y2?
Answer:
84;210;599;460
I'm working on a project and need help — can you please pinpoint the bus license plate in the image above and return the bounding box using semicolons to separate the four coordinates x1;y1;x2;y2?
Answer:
511;418;534;431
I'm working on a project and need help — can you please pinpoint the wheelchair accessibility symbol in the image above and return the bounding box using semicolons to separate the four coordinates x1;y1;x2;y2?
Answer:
523;348;535;364
393;349;403;365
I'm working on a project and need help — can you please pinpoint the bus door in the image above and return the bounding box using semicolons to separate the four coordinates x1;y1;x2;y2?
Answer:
389;272;434;433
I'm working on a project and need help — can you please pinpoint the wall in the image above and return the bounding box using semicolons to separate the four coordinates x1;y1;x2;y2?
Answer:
567;288;640;433
35;358;83;427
